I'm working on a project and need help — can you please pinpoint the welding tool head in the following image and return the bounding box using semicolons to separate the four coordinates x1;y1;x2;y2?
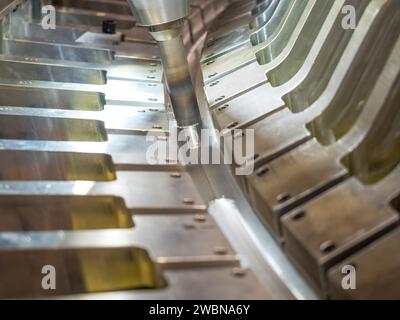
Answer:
127;0;190;27
127;0;202;132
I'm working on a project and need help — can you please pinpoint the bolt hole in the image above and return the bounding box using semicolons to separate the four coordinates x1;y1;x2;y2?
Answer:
257;167;269;177
217;104;229;112
292;210;306;221
210;81;220;87
320;240;336;254
276;192;291;203
227;122;238;129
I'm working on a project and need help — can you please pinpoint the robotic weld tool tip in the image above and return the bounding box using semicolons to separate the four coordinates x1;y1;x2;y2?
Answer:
127;0;202;140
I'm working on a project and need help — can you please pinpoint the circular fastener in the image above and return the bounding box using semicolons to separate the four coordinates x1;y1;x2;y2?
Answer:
152;124;162;129
208;72;218;78
170;172;182;178
320;240;336;254
256;167;270;177
214;246;228;255
183;197;195;205
276;192;292;203
291;210;306;221
194;214;207;222
231;267;246;277
206;60;215;66
149;108;159;112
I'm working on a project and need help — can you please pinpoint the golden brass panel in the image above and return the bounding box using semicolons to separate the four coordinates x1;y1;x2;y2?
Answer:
0;115;108;141
0;195;133;231
0;85;105;111
0;247;165;298
0;150;116;181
